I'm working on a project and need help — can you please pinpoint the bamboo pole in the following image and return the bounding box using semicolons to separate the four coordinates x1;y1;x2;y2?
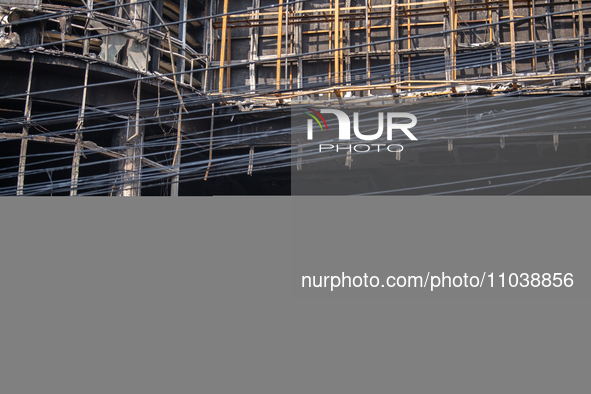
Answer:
83;0;93;56
285;2;289;89
345;0;351;84
335;0;340;85
509;0;516;75
531;0;537;72
492;8;502;76
486;0;491;42
204;103;215;181
276;0;284;90
390;0;396;84
70;62;90;196
486;0;494;78
226;28;231;90
450;0;456;80
340;19;344;84
407;0;412;84
218;0;229;93
444;11;450;80
170;99;183;196
328;5;332;92
295;1;303;92
366;0;371;95
177;0;187;76
546;0;555;76
578;0;584;72
249;0;260;92
17;55;35;196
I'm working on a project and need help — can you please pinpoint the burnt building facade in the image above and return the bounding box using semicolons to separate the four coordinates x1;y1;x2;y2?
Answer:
2;0;591;195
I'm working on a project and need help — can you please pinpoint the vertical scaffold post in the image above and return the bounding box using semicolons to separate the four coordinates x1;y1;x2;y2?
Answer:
546;0;555;76
509;0;516;75
218;0;229;93
70;62;90;196
449;0;456;80
390;0;397;84
171;98;183;197
334;0;340;84
295;0;303;93
249;0;260;92
276;0;284;90
365;0;371;95
17;55;35;196
578;0;584;72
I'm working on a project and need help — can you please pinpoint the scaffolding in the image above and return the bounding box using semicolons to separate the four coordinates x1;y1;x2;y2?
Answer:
1;0;591;196
209;0;591;101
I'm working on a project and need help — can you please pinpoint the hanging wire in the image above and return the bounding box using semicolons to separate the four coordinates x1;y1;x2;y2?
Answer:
2;0;591;195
